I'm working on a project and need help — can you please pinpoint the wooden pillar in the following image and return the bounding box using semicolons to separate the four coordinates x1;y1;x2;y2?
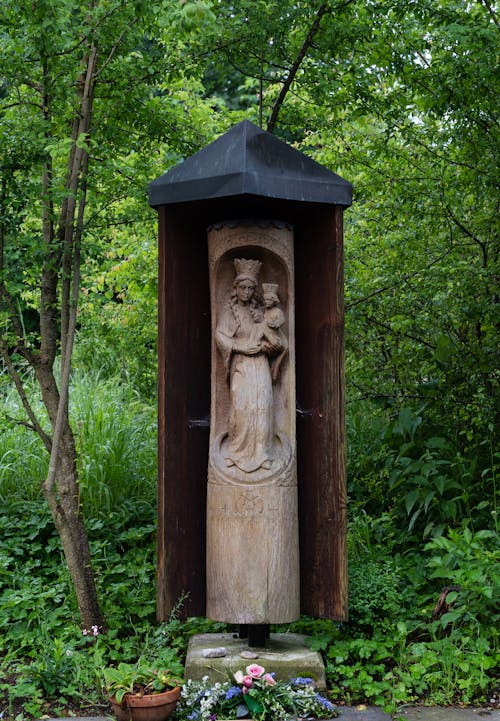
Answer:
295;206;347;619
157;206;210;619
206;221;300;624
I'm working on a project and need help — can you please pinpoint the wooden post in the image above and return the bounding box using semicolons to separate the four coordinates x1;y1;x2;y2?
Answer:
295;206;347;619
206;221;300;624
151;121;351;622
157;206;210;619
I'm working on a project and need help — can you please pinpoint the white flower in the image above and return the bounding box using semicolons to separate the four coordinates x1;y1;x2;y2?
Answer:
233;669;244;683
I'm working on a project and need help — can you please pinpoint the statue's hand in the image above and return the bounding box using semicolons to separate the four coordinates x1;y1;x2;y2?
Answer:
263;338;283;354
233;342;261;355
244;343;262;355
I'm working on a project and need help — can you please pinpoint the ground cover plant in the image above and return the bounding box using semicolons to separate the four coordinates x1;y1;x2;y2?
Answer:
1;501;498;718
0;370;498;719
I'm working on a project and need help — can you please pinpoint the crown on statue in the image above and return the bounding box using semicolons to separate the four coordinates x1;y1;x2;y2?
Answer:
262;283;279;296
234;258;262;283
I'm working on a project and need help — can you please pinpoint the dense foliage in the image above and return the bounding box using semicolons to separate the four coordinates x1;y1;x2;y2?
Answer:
0;385;497;716
1;0;498;717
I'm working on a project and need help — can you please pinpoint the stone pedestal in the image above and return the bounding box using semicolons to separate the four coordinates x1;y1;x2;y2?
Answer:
184;632;326;688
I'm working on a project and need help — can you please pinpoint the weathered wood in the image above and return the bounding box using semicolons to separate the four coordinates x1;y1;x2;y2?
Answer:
206;222;299;624
295;205;348;620
157;205;210;619
156;196;348;623
431;585;461;620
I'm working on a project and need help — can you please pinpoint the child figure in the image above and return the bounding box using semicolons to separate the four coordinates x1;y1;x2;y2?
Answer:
260;282;288;381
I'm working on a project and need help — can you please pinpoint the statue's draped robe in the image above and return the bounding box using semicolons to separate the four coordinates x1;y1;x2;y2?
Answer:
215;303;274;472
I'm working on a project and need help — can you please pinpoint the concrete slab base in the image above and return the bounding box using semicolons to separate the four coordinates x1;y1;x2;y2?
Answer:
338;705;500;721
336;705;391;720
184;631;327;688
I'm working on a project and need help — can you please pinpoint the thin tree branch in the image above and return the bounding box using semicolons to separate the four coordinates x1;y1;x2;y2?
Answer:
223;54;287;84
60;42;97;372
0;285;34;363
0;100;45;112
443;204;488;267
479;0;500;29
93;24;133;79
362;314;436;350
346;246;455;311
267;1;331;133
44;187;84;497
1;412;50;440
346;284;391;310
45;43;95;497
0;339;52;452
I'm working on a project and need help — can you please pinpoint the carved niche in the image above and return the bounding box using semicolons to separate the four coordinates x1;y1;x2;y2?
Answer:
206;220;299;624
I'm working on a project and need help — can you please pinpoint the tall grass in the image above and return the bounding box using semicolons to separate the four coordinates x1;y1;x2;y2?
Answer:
72;369;157;514
0;368;157;514
0;381;49;502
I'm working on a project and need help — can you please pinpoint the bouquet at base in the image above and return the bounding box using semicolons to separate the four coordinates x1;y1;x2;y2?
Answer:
176;663;337;720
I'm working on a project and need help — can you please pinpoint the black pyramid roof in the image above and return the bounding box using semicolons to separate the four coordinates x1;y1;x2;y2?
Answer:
148;120;352;208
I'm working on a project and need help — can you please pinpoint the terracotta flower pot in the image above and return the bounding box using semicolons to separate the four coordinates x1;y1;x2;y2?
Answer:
109;686;181;721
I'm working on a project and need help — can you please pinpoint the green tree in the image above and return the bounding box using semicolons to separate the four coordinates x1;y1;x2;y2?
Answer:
0;0;218;629
1;0;498;629
207;0;498;527
306;0;499;526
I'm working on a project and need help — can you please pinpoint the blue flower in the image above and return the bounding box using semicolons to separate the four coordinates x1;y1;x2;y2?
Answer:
225;685;242;700
315;693;336;711
291;676;313;686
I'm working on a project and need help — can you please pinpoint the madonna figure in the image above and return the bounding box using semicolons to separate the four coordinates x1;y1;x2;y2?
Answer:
206;224;299;626
215;258;283;473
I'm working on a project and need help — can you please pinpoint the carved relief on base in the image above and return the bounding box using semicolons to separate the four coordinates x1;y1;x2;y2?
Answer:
206;483;300;624
209;431;294;486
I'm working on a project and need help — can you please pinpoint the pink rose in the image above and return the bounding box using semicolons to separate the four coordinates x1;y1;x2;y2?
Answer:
264;673;276;686
246;664;265;679
242;675;254;688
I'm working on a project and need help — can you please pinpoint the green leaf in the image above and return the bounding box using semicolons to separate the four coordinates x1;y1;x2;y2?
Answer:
244;694;264;714
405;490;420;515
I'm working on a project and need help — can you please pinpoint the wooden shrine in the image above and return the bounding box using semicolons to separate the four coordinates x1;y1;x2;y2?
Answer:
148;120;352;623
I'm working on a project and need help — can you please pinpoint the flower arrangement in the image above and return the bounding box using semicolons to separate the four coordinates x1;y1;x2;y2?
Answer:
175;663;337;720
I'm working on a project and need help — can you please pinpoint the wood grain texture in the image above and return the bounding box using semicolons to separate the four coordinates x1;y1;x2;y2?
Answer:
156;196;347;622
206;222;299;623
157;205;210;620
295;205;348;620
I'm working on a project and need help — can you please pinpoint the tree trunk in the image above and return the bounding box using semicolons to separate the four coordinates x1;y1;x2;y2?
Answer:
36;362;105;631
1;3;146;635
36;34;105;631
43;429;105;631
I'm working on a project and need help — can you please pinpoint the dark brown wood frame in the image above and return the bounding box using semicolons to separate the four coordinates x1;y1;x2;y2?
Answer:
156;196;347;622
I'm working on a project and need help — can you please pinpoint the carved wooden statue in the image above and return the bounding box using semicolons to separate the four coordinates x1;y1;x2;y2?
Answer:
207;221;299;625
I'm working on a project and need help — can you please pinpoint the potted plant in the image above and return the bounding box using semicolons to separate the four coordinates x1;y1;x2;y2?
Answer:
103;661;183;721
